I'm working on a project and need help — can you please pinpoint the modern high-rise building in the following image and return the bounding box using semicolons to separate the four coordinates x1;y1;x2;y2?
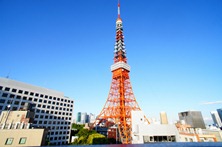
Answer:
0;77;74;145
160;111;168;124
178;111;206;129
217;108;222;123
76;112;95;124
211;111;222;127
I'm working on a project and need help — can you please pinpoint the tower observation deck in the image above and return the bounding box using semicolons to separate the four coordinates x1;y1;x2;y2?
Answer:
94;0;149;144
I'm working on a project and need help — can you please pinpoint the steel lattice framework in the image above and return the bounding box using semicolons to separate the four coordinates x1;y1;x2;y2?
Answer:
94;0;149;144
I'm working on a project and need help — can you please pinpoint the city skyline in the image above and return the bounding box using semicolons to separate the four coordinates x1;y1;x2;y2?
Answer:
1;0;222;124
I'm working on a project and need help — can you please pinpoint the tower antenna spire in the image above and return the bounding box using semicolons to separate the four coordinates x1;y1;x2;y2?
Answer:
118;0;121;18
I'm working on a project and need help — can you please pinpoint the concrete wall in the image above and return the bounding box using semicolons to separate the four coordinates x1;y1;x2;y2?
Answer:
0;129;47;147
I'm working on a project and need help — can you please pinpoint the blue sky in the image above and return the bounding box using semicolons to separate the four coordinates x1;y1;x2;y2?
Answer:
1;0;222;124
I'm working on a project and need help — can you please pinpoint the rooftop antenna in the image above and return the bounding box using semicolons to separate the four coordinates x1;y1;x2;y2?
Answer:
6;71;10;79
118;0;121;18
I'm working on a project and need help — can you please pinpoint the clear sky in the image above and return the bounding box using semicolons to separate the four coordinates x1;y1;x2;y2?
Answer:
1;0;222;124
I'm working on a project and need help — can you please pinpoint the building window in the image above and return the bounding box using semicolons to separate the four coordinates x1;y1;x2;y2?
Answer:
0;86;3;90
30;92;34;96
35;93;39;97
10;94;15;98
5;87;10;91
23;97;27;100
24;91;29;95
12;89;17;92
16;95;21;99
19;138;26;144
28;97;33;101
40;94;44;98
2;93;8;97
18;90;23;94
14;101;20;105
0;99;6;103
5;138;13;145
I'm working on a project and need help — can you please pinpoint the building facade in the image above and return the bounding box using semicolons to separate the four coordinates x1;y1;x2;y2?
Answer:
211;111;222;127
178;111;206;129
131;111;180;144
0;110;48;147
76;112;95;124
217;109;222;123
0;77;74;145
160;111;168;124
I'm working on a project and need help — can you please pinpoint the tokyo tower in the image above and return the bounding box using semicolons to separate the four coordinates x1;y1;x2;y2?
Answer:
94;0;149;144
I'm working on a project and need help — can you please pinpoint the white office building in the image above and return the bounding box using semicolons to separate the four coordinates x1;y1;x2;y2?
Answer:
0;77;74;145
131;111;180;144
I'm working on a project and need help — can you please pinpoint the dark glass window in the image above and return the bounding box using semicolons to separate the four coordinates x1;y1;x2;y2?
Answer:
10;94;15;98
34;98;37;102
2;93;8;97
28;97;32;101
30;92;34;96
12;89;17;92
39;99;42;102
5;87;10;91
16;95;21;99
14;101;20;105
23;97;27;100
24;91;29;95
18;90;23;94
0;86;3;90
35;93;39;97
0;99;6;103
21;102;25;106
40;94;44;98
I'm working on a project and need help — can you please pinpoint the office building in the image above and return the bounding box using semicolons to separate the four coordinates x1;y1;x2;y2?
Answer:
160;111;168;124
0;77;74;145
211;111;222;127
178;111;206;129
76;112;95;124
217;108;222;123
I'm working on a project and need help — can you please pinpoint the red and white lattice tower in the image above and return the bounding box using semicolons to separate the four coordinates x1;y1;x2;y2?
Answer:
94;0;149;144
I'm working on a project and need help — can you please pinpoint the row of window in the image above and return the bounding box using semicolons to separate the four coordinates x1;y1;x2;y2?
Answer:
49;136;69;141
1;93;73;107
5;137;26;145
35;109;72;116
34;119;71;124
0;86;73;103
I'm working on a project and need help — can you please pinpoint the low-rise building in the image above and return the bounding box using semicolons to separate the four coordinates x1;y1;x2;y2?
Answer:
176;122;217;142
131;111;180;144
0;110;48;146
